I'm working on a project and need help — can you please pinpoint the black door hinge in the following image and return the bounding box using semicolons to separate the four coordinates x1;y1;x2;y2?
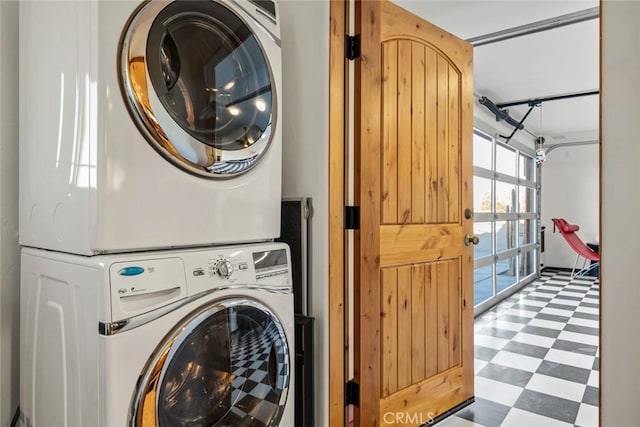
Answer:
346;34;360;60
345;380;360;406
344;206;360;230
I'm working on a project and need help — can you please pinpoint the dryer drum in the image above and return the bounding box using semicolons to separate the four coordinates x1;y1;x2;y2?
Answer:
131;299;290;427
120;0;277;178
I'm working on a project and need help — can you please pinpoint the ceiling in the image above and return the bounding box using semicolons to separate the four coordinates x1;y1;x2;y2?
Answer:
393;1;600;145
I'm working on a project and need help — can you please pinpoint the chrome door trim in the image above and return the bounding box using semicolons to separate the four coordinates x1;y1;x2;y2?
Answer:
118;0;278;179
99;284;291;336
128;297;290;427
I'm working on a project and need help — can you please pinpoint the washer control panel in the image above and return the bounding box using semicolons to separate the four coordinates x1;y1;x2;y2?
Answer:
105;243;291;322
214;259;234;279
185;242;292;295
206;256;239;280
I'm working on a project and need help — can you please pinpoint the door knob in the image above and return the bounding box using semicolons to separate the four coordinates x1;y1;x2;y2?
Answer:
464;234;480;246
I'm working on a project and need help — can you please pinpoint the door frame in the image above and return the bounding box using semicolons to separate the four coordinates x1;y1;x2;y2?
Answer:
328;0;347;425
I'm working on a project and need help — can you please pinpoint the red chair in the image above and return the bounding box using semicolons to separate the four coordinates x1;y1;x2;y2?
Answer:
551;218;599;278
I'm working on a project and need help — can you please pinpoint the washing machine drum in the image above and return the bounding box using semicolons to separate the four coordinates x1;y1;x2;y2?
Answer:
131;299;290;427
120;0;277;178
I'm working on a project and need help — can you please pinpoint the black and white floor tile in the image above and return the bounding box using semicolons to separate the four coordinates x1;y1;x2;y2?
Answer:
227;321;289;426
440;269;599;427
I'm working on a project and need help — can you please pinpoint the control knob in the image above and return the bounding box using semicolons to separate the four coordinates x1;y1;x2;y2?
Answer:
216;259;234;279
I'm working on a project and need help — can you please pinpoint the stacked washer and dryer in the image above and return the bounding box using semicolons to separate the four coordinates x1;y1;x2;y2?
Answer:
19;1;293;426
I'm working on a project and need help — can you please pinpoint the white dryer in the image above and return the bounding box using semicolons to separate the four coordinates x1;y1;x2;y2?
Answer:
19;0;283;255
20;242;294;427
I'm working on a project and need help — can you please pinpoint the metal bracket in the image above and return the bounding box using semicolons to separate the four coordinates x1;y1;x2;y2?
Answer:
345;380;360;406
344;206;360;230
346;34;360;60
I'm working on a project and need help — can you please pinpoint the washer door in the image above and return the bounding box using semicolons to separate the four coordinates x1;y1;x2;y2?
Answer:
120;0;276;178
130;298;290;427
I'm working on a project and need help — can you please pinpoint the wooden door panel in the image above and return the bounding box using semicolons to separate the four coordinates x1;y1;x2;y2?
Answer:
380;224;465;266
425;49;439;224
397;40;413;225
381;260;462;399
396;265;413;389
382;40;398;224
381;40;463;225
381;267;398;397
379;368;465;426
447;64;461;224
450;261;462;367
436;56;451;223
411;43;426;225
410;263;426;382
425;263;439;378
436;261;451;371
356;1;473;425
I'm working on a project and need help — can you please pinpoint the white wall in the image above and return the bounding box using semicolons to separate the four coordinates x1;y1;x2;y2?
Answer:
541;144;599;268
279;1;330;426
0;1;20;425
601;1;640;425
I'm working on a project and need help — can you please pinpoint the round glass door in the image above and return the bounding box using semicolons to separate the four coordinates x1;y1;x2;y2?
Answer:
131;299;290;427
120;0;276;178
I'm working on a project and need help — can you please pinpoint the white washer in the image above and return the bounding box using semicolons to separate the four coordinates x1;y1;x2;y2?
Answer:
19;0;283;255
20;242;294;427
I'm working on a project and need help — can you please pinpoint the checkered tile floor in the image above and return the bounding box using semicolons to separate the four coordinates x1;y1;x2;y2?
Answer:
227;319;289;426
440;269;599;427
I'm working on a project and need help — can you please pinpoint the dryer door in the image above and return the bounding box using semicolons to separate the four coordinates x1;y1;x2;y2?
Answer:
120;1;276;178
131;298;290;427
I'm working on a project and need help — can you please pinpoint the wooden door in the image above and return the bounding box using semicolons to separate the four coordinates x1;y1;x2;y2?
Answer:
354;1;474;426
